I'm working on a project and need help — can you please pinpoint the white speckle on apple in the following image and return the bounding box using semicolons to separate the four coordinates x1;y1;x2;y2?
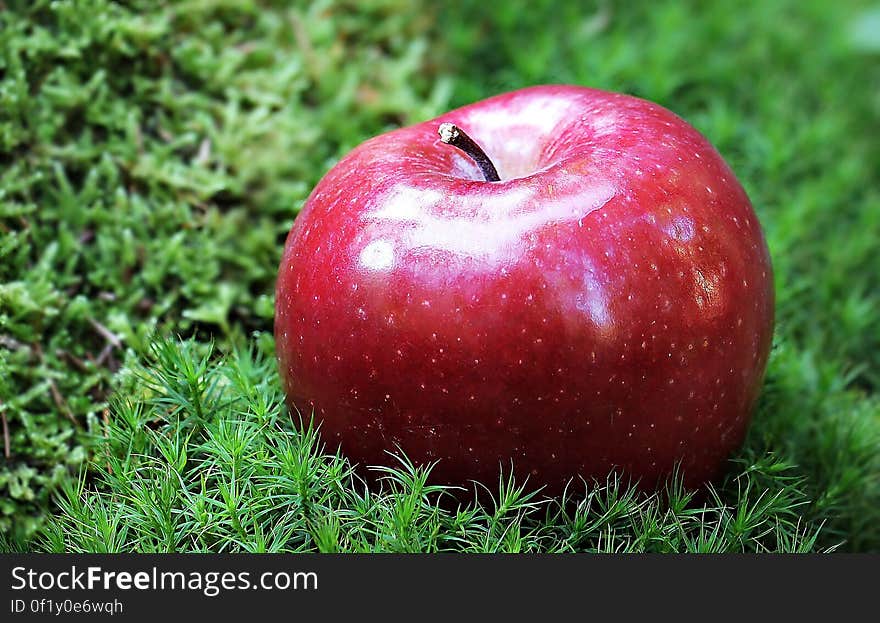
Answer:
664;214;695;242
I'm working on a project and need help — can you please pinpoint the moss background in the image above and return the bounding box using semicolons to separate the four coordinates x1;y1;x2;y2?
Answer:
1;0;878;551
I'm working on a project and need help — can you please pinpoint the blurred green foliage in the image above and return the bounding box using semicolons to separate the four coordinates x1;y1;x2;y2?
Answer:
440;0;880;549
1;0;878;550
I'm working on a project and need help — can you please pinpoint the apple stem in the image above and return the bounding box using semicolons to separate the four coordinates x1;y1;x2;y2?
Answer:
438;122;501;182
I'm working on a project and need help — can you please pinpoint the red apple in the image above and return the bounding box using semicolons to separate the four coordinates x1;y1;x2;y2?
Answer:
275;85;773;492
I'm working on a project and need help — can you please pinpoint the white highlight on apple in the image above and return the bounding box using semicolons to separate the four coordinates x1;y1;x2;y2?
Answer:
359;239;395;271
588;111;621;136
364;182;615;263
463;95;575;178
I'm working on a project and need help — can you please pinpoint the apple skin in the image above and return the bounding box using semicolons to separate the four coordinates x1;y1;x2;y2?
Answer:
275;85;774;491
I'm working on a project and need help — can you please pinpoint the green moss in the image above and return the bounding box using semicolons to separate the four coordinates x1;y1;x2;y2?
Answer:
38;338;827;553
0;0;446;541
438;0;880;551
2;0;878;551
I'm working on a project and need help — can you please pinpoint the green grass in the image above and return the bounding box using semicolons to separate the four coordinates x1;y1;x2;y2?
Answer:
38;338;826;553
0;0;446;542
1;0;878;552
